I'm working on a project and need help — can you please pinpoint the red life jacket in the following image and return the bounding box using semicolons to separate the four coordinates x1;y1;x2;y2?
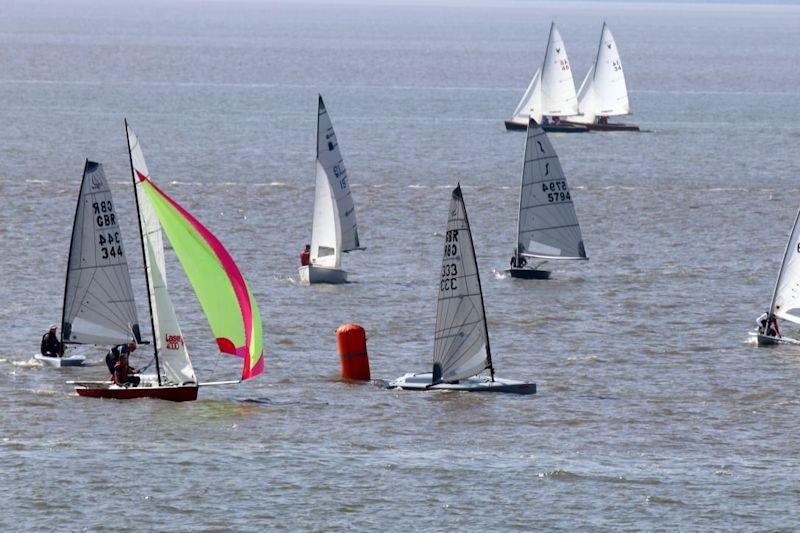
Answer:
300;249;311;266
114;358;130;384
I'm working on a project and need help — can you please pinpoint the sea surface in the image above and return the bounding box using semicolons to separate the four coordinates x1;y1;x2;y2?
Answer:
1;0;799;529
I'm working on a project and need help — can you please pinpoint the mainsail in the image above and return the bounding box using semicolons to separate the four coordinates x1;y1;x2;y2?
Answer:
432;185;493;384
517;119;587;260
310;95;360;268
61;160;141;346
769;208;800;325
573;23;630;124
127;122;264;381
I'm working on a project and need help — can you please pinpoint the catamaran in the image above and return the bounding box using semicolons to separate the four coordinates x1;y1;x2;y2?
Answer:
390;185;536;394
505;22;588;133
299;96;363;284
36;160;142;368
506;118;588;279
560;23;640;132
750;206;800;346
70;122;264;401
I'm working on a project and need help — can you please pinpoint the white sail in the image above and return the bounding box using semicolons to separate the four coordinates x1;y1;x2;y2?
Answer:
62;161;141;346
433;185;491;384
510;68;542;125
770;209;800;325
127;123;196;385
573;23;630;124
540;22;579;118
310;96;360;268
517;119;587;260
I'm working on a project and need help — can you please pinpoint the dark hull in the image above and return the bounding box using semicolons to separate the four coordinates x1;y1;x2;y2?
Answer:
560;120;640;132
76;384;199;402
504;120;589;133
506;268;551;280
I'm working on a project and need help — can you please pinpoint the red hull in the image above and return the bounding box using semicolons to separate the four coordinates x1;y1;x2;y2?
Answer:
76;385;199;402
560;120;640;132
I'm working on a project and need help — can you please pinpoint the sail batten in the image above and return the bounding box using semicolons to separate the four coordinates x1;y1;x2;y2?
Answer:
61;161;141;346
516;120;587;260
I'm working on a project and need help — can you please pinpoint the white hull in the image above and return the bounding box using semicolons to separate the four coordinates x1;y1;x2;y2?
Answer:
389;372;536;394
748;331;800;346
298;265;348;284
34;353;86;367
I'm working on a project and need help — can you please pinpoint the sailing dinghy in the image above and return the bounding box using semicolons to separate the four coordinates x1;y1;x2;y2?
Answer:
70;122;264;401
750;207;800;346
37;160;142;368
390;185;536;394
299;96;363;284
560;23;639;132
506;118;587;279
505;22;588;133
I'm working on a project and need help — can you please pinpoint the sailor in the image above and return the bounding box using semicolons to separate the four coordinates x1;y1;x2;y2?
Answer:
510;250;527;269
40;324;62;358
300;244;311;267
105;341;137;376
113;350;140;387
757;311;781;337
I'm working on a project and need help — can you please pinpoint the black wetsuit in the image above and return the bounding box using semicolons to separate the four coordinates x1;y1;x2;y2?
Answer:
40;331;62;357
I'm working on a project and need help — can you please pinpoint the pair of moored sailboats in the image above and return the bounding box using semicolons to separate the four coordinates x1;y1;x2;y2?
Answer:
506;22;638;133
59;122;263;401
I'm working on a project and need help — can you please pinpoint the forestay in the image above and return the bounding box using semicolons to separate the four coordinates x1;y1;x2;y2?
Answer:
127;124;197;386
574;23;630;123
128;123;264;381
62;161;141;345
540;22;579;119
310;95;360;268
517;119;587;260
433;185;492;384
769;208;800;325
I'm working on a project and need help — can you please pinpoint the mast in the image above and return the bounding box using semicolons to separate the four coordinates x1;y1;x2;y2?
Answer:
767;206;800;323
59;159;89;354
456;183;494;381
125;119;162;386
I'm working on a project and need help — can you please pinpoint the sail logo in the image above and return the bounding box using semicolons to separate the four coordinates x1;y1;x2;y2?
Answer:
165;334;184;350
90;174;104;191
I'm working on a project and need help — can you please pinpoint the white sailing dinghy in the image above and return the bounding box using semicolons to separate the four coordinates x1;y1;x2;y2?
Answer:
36;160;142;368
70;122;264;401
750;207;800;346
506;118;588;279
390;185;536;394
299;96;363;284
505;22;588;133
560;23;639;132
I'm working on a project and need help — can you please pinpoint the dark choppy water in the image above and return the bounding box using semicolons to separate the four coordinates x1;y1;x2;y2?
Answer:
1;0;800;529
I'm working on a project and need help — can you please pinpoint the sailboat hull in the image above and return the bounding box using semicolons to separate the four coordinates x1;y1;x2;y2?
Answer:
505;267;551;280
748;331;800;346
73;381;199;402
389;373;536;394
298;265;348;284
559;120;639;132
34;353;86;367
504;120;588;133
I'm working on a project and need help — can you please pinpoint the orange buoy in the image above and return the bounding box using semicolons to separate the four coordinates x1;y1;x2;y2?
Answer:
337;324;370;381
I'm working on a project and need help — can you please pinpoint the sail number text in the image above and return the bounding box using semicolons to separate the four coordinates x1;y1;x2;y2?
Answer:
542;181;571;203
93;201;116;228
332;164;348;190
441;230;459;291
98;232;123;259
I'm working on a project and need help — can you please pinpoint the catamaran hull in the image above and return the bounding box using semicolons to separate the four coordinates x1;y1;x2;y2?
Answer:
389;373;536;394
34;353;86;367
748;331;800;346
504;120;589;133
559;120;639;132
74;382;199;402
298;265;348;284
505;268;551;280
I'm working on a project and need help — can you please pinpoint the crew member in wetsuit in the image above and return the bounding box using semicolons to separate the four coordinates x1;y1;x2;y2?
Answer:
40;325;62;358
105;342;137;376
113;351;140;387
757;312;781;338
510;249;527;269
300;244;311;266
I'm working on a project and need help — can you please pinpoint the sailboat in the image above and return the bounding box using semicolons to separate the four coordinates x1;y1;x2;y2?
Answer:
390;185;536;394
750;207;800;346
560;23;640;132
36;160;142;368
506;118;588;279
505;22;588;133
70;122;264;401
299;96;363;284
